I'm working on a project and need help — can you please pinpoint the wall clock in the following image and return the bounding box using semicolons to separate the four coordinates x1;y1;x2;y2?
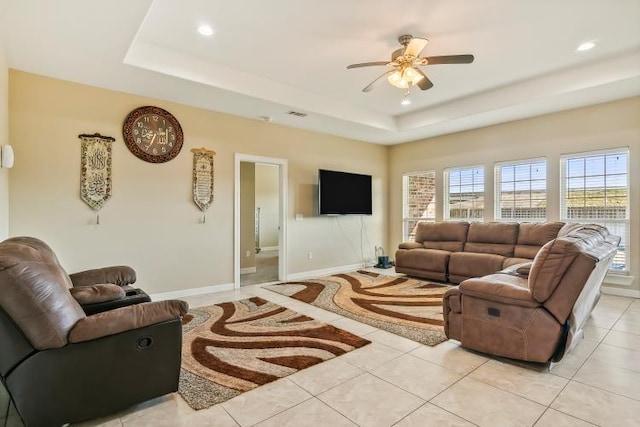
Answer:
122;106;184;163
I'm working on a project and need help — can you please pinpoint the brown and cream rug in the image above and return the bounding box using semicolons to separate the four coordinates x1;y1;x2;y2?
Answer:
178;296;370;410
266;270;451;347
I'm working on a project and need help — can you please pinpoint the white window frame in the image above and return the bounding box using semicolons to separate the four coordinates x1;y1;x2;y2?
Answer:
444;165;485;221
402;170;436;241
560;147;630;274
494;158;547;222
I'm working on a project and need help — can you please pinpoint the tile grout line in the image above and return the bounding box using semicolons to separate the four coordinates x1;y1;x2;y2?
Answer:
243;394;316;427
311;372;372;427
544;316;621;427
420;359;489;426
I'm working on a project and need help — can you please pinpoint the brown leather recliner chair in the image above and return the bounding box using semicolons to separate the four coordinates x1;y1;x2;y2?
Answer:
0;237;188;427
443;224;620;363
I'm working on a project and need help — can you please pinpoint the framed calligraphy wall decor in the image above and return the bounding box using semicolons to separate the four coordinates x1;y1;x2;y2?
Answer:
79;133;114;224
191;147;216;222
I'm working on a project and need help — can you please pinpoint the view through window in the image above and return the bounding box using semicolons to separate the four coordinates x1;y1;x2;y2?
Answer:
445;166;484;221
402;171;436;241
495;159;547;221
561;148;629;273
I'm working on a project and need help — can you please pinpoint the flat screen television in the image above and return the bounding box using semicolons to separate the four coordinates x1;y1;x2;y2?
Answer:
318;169;372;215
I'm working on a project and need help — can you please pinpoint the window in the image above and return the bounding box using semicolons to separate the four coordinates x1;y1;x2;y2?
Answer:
402;171;436;241
445;166;484;221
495;159;547;221
561;148;629;273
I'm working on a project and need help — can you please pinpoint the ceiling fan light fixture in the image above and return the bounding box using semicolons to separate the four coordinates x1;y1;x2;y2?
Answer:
404;67;417;79
388;70;408;88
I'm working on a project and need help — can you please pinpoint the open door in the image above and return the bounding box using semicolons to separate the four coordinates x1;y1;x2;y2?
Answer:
234;154;288;288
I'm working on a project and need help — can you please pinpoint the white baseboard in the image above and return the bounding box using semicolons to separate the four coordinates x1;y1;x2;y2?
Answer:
601;286;640;299
240;267;257;274
260;246;279;251
287;263;364;281
150;282;235;301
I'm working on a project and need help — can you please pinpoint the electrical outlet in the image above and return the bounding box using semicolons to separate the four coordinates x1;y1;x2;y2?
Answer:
246;251;251;257
307;252;313;260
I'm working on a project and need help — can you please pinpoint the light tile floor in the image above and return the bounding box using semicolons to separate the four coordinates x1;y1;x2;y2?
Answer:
5;285;639;427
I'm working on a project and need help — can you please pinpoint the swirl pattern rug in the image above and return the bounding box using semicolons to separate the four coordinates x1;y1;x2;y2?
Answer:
178;296;370;410
266;270;450;347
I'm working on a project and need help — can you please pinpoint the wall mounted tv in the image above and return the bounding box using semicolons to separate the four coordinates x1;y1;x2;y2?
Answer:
318;169;372;215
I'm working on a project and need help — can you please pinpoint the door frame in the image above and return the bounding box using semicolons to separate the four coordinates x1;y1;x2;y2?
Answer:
234;153;288;288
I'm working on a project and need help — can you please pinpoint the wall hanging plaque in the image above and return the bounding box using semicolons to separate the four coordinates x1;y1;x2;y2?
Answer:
79;133;114;224
191;147;216;223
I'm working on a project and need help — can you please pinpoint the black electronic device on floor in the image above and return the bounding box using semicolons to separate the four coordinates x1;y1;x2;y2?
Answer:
375;255;394;269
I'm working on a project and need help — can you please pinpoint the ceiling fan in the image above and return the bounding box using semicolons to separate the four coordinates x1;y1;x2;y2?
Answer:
347;35;474;92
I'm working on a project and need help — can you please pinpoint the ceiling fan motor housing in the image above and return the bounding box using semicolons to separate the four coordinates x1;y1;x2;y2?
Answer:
398;34;414;46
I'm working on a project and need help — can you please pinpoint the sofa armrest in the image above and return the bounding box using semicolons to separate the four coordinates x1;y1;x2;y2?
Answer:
398;242;423;249
68;300;188;343
69;284;125;305
459;274;540;308
69;266;137;287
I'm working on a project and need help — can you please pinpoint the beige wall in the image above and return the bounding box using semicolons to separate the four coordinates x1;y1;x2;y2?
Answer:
9;71;387;293
255;163;279;249
389;97;640;293
0;43;9;240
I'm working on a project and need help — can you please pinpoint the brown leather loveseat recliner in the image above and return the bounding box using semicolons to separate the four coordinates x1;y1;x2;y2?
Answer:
0;237;188;427
443;223;620;363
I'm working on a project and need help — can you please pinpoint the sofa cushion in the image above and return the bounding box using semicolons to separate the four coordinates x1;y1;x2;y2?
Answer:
449;252;506;283
395;248;451;272
464;222;518;257
513;222;564;258
398;242;423;250
415;221;469;252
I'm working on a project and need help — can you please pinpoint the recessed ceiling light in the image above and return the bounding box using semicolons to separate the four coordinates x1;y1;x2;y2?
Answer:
576;41;595;52
401;98;411;106
198;25;214;36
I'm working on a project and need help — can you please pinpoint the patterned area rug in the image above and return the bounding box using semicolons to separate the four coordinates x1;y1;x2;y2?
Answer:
178;296;370;410
266;270;451;347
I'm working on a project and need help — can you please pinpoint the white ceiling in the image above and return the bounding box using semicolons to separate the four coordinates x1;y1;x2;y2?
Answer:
1;0;639;145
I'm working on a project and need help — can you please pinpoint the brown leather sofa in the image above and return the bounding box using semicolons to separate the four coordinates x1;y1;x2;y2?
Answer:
0;237;188;427
442;223;620;363
395;221;565;283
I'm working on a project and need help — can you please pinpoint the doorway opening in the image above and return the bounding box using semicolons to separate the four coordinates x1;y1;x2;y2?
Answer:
234;154;287;288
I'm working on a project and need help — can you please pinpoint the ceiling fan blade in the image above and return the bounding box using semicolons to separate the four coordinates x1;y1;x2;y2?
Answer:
346;61;389;69
422;54;474;65
362;71;393;92
403;37;429;57
415;69;434;91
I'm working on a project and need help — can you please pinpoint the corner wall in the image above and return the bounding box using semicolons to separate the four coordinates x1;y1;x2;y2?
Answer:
389;97;640;295
8;71;387;293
